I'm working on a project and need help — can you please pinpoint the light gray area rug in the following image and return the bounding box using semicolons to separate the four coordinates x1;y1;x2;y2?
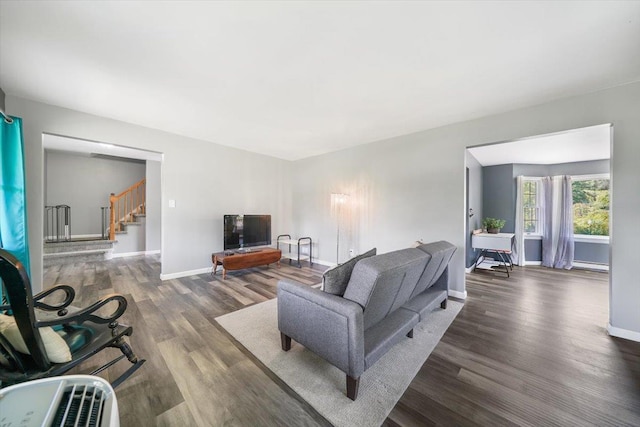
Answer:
216;298;463;427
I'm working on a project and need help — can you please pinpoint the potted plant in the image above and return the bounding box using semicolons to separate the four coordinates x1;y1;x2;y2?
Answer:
483;217;506;234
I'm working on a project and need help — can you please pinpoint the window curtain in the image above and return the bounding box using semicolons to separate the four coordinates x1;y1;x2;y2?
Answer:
513;175;525;265
0;116;31;280
542;175;574;269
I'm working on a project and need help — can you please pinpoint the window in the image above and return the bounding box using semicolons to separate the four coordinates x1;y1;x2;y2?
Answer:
572;176;609;236
523;179;541;234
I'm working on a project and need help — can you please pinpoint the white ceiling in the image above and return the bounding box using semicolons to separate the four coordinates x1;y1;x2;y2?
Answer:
467;124;610;167
1;2;639;161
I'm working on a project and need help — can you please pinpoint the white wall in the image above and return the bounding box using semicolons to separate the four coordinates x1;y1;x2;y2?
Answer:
292;81;640;338
45;150;146;236
9;80;640;339
145;160;161;252
9;96;292;290
465;151;483;268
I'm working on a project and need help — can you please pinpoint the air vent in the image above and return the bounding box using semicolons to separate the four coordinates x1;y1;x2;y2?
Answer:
51;384;106;427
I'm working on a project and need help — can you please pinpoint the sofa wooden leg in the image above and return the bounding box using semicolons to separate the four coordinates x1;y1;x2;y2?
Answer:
346;375;360;401
281;332;291;351
406;329;414;338
440;298;447;309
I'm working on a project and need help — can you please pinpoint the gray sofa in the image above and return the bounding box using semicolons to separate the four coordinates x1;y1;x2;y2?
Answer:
277;240;456;400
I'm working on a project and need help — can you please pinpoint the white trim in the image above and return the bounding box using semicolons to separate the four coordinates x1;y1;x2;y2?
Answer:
160;267;211;280
574;235;609;244
524;234;542;240
607;323;640;342
43;248;109;257
111;250;160;259
448;289;467;300
573;262;609;271
465;266;474;273
571;173;610;181
313;258;336;267
524;261;542;266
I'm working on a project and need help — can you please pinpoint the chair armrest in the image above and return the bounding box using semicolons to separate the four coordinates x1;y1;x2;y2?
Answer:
277;279;365;378
35;294;128;327
33;285;76;312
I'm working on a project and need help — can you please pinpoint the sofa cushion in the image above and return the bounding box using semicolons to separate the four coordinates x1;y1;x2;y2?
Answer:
343;248;429;330
322;248;376;296
0;313;72;363
411;241;456;298
363;307;418;370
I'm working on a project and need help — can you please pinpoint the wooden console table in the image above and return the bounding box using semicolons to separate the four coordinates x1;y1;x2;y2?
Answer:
212;248;281;279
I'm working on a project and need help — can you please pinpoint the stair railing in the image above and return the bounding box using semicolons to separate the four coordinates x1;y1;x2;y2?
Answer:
109;179;146;241
101;206;110;240
44;205;71;242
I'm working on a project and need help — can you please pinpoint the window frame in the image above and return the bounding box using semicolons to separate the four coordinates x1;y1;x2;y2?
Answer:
571;173;610;242
522;177;543;237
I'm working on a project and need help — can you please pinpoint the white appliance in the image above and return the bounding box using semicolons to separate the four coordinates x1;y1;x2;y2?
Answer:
0;375;119;427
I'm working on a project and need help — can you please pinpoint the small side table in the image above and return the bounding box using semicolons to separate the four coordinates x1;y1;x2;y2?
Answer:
277;234;313;268
471;233;515;277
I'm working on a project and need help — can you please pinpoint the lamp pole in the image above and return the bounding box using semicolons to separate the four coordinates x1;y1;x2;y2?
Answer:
336;203;341;264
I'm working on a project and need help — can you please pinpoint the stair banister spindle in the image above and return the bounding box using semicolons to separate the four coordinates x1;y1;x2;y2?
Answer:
108;178;146;242
109;193;116;241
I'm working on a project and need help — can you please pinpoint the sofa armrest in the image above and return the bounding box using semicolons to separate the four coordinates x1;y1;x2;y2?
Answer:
277;279;365;378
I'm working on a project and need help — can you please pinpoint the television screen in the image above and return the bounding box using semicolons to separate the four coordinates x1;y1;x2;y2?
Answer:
223;214;271;250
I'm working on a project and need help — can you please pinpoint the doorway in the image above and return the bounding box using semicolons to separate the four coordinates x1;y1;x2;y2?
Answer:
42;133;163;264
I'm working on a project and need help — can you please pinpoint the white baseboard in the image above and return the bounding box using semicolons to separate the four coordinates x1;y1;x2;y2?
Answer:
448;289;467;300
465;266;474;273
160;267;211;281
313;258;336;267
573;262;609;271
111;250;160;259
525;261;542;266
607;323;640;342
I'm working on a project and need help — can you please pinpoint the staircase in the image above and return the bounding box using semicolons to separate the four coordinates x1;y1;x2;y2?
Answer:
110;179;146;240
43;179;146;266
43;239;114;267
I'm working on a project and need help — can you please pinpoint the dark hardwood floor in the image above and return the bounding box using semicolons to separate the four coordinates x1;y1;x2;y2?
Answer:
42;256;640;426
386;266;640;427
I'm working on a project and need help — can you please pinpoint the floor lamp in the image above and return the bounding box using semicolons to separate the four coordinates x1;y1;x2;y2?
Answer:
330;193;349;264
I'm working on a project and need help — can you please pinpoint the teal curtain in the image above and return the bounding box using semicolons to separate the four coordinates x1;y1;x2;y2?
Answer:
0;116;31;279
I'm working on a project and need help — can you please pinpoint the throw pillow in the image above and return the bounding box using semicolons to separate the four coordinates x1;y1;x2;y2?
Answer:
322;248;377;296
0;313;72;363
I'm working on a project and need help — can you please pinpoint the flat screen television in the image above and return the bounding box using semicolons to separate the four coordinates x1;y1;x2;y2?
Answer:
223;214;271;250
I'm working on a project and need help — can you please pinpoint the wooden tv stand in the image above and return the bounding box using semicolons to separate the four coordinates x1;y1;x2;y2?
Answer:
212;248;282;279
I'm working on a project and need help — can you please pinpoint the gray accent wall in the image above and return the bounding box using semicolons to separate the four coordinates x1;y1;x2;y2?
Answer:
575;241;609;264
482;164;515;233
45;150;146;236
483;159;610;264
10;81;640;338
525;239;542;261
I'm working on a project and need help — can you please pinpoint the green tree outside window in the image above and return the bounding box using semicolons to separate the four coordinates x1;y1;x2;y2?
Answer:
573;179;609;235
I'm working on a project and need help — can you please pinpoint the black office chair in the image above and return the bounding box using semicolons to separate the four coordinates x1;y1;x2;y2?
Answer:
0;249;145;388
